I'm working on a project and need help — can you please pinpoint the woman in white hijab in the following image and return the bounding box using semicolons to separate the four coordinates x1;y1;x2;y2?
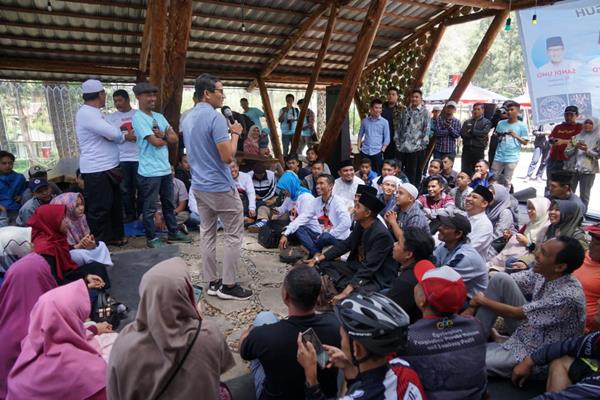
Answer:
565;116;600;208
487;197;550;272
0;226;32;273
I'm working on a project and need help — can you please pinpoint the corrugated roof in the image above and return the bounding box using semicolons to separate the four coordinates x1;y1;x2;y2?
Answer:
0;0;509;86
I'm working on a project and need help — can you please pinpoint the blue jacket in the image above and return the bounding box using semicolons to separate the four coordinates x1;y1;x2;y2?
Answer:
0;172;27;210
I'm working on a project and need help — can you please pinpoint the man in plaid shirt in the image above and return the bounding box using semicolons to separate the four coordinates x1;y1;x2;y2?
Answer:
433;100;461;160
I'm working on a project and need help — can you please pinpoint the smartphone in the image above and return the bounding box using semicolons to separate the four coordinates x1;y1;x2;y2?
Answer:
193;286;202;303
302;328;329;369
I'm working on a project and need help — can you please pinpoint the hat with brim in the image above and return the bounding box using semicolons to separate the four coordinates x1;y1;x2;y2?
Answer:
132;82;159;95
438;213;471;235
29;178;49;193
416;263;467;314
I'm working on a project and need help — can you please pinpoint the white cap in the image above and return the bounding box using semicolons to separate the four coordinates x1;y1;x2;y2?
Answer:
445;100;458;108
398;182;419;200
432;105;442;111
382;175;401;186
82;79;104;94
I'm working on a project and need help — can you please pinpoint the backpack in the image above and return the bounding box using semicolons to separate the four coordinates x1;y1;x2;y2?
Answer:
258;220;287;249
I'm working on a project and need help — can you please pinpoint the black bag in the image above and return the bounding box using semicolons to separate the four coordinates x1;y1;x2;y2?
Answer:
91;291;128;330
258;220;287;249
491;236;508;254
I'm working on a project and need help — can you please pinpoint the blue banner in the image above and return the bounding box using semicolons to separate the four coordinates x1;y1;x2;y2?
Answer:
518;0;600;124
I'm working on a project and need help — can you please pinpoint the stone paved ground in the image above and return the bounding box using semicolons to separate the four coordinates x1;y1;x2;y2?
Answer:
110;229;291;381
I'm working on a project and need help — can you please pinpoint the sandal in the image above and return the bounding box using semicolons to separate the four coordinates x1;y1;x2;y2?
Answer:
107;238;129;247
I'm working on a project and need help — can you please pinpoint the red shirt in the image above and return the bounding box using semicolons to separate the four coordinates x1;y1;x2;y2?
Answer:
549;122;582;160
573;253;600;332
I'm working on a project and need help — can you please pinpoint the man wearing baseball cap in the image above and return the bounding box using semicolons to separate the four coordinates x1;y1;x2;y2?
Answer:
547;105;582;175
308;192;396;303
402;263;487;399
16;178;53;226
75;79;126;245
431;100;461;160
433;212;488;298
131;82;191;248
20;165;62;204
573;224;600;331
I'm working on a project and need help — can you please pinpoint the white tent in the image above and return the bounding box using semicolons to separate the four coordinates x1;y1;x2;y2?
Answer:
425;84;507;104
513;93;531;107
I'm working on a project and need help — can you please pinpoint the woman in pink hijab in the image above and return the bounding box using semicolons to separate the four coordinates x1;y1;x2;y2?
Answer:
0;253;57;399
6;280;107;400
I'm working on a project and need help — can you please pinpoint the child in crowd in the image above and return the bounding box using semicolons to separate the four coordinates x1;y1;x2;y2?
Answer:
449;171;473;211
16;178;54;226
20;165;62;204
356;158;377;187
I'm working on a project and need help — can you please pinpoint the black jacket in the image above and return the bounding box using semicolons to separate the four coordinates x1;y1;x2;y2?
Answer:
461;117;492;149
324;220;397;290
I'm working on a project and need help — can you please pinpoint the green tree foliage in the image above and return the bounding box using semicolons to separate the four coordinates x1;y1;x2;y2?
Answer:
424;12;526;98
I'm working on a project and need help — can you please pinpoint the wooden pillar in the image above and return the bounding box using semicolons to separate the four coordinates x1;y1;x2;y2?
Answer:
290;2;339;155
410;24;446;93
137;0;154;82
257;78;284;165
318;0;388;160
449;11;509;102
148;0;167;101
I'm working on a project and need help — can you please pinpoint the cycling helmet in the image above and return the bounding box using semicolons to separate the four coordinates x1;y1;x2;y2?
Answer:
334;292;410;356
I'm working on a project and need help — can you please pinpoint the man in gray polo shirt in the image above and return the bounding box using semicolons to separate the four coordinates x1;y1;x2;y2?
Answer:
182;74;252;300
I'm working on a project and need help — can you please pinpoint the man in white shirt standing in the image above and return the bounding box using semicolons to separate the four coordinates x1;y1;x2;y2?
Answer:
464;185;494;257
332;159;364;212
75;79;126;245
107;89;138;223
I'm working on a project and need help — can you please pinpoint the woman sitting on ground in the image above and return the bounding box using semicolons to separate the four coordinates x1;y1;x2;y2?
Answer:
51;193;112;267
28;204;109;290
108;257;234;400
6;280;108;400
487;197;550;272
486;183;517;240
511;198;588;272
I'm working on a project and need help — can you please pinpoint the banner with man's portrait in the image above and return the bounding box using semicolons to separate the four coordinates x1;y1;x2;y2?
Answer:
518;0;600;124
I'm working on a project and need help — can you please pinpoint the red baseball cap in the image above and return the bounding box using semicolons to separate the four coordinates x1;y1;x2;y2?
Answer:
584;224;600;238
415;261;467;314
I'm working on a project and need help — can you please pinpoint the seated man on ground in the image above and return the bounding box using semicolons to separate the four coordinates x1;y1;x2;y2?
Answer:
291;174;351;258
403;265;487;400
417;176;455;220
356;157;377;187
332;159;364;212
306;145;330;174
0;150;26;224
285;153;310;181
230;160;257;225
464;185;494;257
418;158;444;195
385;182;429;233
469;236;586;379
433;212;488;298
547;170;586;217
573;224;600;332
248;162;278;232
388;228;435;323
153;167;192;233
372;159;404;195
16;178;54;227
21;165;62;204
449;171;473;211
469;159;494;188
297;292;426;400
276;172;321;256
512;307;600;399
240;265;341;400
307;192;396;302
174;153;192;191
302;160;325;197
441;155;458;188
377;175;399;215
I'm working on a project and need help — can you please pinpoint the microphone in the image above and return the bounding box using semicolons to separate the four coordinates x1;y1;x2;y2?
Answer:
222;107;236;124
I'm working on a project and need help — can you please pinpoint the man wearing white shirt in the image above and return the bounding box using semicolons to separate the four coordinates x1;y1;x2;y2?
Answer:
107;89;138;223
230;161;256;224
297;174;352;257
75;79;126;245
332;159;364;212
464;185;494;257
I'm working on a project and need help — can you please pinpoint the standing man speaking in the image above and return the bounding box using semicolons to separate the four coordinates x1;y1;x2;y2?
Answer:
182;74;252;300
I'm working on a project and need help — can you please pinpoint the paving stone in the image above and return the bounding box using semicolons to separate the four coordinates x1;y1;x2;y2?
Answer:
204;294;254;315
258;287;288;318
204;315;234;333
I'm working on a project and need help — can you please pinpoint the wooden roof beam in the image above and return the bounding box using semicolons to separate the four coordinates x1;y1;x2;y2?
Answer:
434;0;507;9
137;0;154;80
0;5;145;24
246;3;330;91
0;57;137;77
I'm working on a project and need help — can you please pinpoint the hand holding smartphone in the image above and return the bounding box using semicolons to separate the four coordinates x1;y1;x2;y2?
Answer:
302;328;330;369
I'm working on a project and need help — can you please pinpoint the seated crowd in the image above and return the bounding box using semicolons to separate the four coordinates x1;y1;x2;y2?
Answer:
1;82;600;400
